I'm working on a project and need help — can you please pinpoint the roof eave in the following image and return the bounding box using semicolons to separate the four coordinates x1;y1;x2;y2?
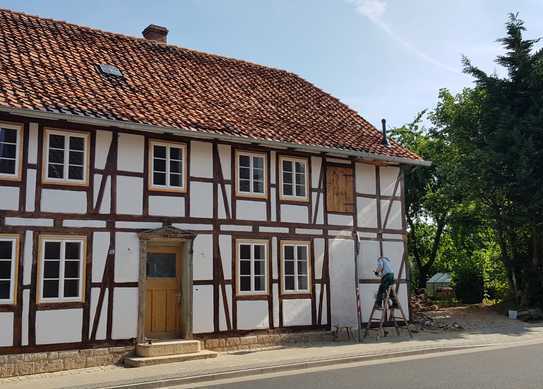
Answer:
0;106;431;167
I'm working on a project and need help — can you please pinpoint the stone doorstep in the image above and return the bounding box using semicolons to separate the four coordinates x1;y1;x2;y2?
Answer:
136;340;201;357
124;350;218;368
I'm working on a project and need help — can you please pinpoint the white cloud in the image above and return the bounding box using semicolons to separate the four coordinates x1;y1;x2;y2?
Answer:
347;0;462;75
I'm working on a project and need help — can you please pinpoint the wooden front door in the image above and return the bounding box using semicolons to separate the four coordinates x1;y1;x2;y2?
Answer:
144;245;182;339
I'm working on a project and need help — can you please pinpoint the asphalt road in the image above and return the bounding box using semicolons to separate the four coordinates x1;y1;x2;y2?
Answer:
204;343;543;389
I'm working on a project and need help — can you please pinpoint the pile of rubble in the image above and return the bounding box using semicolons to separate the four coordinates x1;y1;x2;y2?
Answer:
408;292;464;333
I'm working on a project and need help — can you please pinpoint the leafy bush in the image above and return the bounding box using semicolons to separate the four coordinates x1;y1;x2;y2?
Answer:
454;267;484;304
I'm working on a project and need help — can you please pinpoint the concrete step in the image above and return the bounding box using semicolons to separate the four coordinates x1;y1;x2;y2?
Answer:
125;350;218;368
136;340;201;357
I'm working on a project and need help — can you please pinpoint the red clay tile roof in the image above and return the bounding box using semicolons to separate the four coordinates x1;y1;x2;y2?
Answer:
0;8;421;161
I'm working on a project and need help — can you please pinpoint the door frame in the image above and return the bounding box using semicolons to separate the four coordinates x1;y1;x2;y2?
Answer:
137;226;195;342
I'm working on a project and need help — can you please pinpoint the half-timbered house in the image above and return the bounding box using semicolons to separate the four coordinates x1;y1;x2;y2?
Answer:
0;8;429;361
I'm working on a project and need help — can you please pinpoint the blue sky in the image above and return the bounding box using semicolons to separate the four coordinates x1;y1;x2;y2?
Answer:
1;0;542;128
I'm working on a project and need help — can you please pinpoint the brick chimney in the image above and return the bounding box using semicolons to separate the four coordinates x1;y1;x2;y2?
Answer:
142;24;168;43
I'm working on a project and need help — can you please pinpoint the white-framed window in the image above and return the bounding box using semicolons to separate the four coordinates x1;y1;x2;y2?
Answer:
0;122;23;181
279;156;308;201
38;236;86;303
149;140;187;192
236;151;267;197
0;235;19;305
236;240;268;295
43;129;89;185
281;241;310;294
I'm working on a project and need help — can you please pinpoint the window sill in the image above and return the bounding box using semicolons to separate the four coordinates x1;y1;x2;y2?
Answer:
280;292;312;299
36;301;85;310
235;293;269;301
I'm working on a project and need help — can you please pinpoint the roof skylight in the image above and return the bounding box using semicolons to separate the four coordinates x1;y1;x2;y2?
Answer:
98;63;123;78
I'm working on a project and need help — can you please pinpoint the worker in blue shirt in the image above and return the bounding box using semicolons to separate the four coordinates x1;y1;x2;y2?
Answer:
374;256;397;308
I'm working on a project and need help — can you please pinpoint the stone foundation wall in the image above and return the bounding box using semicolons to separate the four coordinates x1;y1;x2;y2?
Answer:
0;346;134;378
202;331;335;352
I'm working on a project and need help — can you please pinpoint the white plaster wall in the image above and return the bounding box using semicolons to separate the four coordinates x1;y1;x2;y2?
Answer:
190;181;213;218
117;133;144;172
381;200;402;230
328;214;353;226
23;231;33;284
22;290;29;346
382;241;405;277
280;204;308;224
0;186;19;211
218;285;232;332
271;237;278;279
236;300;269;330
115;232;140;283
273;284;280;328
190;141;213;178
95;130;112;169
63;220;106;228
193;285;214;333
283;299;312;326
329;238;357;327
193;234;213;280
5;217;53;227
28;123;38;164
358;240;381;279
355;163;376;195
0;312;13;346
270;187;277;223
116;221;162;230
380;166;400;196
360;283;409;321
219;234;232;279
89;288;107;340
93;232;110;283
36;309;82;344
25;169;36;212
112;288;138;339
313;238;325;280
93;174;111;214
218;144;231;180
236;200;267;221
218;185;231;219
42;189;86;214
149;195;185;217
116;176;143;215
311;156;322;188
357;197;378;229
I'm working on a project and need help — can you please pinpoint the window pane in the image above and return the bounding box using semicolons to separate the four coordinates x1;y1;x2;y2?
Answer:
64;261;80;278
170;147;181;160
297;246;307;260
298;276;308;290
43;280;59;298
63;280;79;298
69;137;84;151
68;166;84;180
284;246;294;260
239;244;251;260
48;164;64;179
239;179;250;192
0;241;13;259
253;157;263;169
284;276;295;291
253;167;263;181
254;260;265;276
295;162;305;174
170;173;182;187
282;160;293;173
253;180;264;193
240;276;251;291
295;172;305;185
49;149;64;164
146;253;176;277
65;242;81;259
44;242;61;259
239;166;250;180
254;276;265;291
49;134;65;149
0;128;17;143
240;260;251;276
297;260;308;276
283;183;293;196
283;171;293;185
0;261;11;279
239;155;250;168
296;184;306;197
0;144;16;158
0;159;16;174
43;261;60;278
154;158;166;172
154;145;166;158
0;281;9;299
69;150;83;165
170;160;181;174
153;172;166;185
284;261;294;275
253;245;265;260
